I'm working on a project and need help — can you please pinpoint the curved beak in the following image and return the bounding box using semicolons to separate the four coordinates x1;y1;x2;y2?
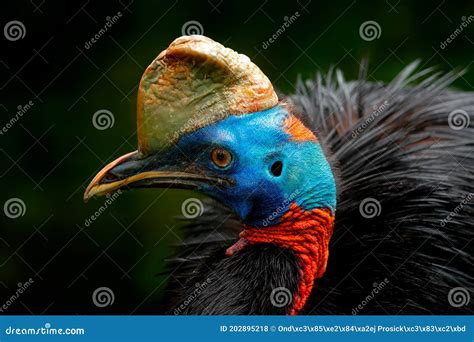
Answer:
83;150;231;202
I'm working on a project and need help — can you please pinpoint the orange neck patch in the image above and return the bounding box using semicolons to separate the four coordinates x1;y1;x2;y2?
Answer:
284;115;318;143
226;203;334;315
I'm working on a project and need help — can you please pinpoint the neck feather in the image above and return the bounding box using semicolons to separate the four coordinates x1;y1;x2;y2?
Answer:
226;203;334;315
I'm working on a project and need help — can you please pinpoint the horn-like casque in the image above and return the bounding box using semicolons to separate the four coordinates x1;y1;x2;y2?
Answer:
136;35;278;156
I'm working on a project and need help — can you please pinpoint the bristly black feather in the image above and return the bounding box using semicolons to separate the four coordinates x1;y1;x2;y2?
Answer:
162;61;474;314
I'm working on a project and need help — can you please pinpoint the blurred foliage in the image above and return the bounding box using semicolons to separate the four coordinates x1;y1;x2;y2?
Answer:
0;0;472;313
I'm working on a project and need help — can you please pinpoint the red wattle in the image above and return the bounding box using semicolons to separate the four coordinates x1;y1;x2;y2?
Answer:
225;203;335;315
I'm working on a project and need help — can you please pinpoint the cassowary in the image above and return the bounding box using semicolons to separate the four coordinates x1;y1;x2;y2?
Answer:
84;35;473;315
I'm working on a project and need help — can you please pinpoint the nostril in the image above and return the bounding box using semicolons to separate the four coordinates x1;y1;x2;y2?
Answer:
103;173;118;183
270;161;283;177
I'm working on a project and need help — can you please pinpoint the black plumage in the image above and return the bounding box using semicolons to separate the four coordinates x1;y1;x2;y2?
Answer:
162;61;474;314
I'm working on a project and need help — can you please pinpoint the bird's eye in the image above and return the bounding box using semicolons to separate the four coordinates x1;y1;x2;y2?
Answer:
210;147;232;168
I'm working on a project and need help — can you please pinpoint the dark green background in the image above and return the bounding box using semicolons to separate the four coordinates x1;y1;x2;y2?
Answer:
1;0;473;313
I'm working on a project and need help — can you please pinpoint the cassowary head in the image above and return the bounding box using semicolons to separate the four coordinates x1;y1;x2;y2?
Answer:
84;35;337;314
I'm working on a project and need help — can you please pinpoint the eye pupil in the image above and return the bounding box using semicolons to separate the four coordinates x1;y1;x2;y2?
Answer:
271;161;283;177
